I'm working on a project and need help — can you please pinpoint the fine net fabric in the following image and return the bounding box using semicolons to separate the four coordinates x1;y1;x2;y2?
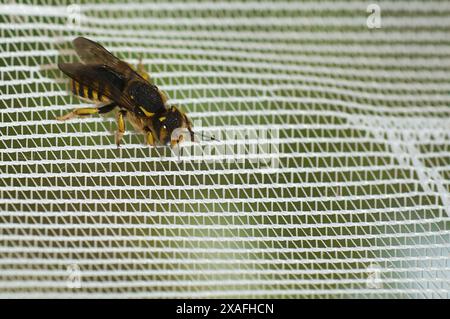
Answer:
0;0;449;298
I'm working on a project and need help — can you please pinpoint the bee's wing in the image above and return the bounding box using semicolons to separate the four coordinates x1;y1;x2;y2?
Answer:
72;37;137;78
58;63;134;109
63;38;167;115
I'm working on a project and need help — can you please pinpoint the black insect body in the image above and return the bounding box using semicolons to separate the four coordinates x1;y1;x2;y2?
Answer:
57;37;194;147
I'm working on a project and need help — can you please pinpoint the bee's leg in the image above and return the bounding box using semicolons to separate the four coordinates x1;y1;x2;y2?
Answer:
56;102;117;121
145;130;156;147
56;107;99;121
115;110;126;147
137;55;151;82
98;102;118;114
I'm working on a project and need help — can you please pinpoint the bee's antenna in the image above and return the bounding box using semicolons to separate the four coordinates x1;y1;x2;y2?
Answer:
188;127;195;142
192;131;220;142
188;126;219;142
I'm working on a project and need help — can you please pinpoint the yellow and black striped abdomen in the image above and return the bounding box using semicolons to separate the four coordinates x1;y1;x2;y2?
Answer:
71;79;109;103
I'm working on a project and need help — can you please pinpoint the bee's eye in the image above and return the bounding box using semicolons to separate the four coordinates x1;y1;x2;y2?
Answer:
162;125;167;129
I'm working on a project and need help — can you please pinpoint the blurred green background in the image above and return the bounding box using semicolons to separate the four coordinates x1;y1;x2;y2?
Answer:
0;0;449;298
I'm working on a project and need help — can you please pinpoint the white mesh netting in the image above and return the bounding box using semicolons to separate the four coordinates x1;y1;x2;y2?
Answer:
0;0;449;298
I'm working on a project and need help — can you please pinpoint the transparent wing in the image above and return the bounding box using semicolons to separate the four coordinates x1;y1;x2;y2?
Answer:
58;63;134;110
73;37;137;78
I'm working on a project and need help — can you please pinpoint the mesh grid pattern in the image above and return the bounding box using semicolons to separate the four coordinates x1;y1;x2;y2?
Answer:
0;0;449;298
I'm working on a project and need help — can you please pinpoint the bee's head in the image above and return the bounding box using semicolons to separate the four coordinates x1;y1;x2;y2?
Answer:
154;106;194;147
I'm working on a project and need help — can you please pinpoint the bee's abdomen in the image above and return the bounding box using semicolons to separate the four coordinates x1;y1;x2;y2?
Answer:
71;79;109;103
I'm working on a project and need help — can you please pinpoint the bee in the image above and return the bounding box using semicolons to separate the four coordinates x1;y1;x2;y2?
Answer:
57;37;197;148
